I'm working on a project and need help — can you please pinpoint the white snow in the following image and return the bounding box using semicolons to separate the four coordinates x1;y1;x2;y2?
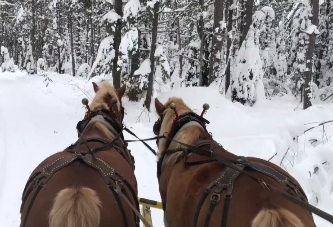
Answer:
253;6;275;24
123;0;141;20
102;9;121;24
147;0;157;9
230;25;265;105
105;0;115;5
1;46;16;73
119;28;139;69
304;25;320;35
1;71;333;227
134;58;151;76
76;63;91;79
88;36;115;79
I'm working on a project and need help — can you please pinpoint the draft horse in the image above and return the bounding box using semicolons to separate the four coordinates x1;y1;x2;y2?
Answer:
154;97;316;227
20;81;140;227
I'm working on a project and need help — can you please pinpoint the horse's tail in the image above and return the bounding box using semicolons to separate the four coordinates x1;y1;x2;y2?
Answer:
49;187;102;227
251;208;304;227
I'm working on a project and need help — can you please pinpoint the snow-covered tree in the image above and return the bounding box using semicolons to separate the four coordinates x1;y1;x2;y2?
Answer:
228;25;265;106
1;46;16;72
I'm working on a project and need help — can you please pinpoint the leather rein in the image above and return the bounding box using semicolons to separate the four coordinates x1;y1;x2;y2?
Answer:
20;108;153;227
126;106;333;225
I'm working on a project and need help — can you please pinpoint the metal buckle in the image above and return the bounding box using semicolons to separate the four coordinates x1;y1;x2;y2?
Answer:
114;180;123;193
224;194;232;200
258;179;270;190
210;193;221;204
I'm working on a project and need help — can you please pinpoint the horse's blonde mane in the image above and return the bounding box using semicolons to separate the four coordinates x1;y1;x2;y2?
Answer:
157;97;206;158
89;81;120;112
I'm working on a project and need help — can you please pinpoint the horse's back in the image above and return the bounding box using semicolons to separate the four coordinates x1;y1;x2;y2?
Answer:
21;149;137;227
164;156;314;227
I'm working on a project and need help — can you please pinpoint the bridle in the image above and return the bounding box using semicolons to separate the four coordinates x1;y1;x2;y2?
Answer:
148;103;333;226
20;96;156;227
153;104;210;149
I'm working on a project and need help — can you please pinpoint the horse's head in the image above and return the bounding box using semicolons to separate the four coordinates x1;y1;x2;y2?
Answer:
154;97;193;154
89;81;126;122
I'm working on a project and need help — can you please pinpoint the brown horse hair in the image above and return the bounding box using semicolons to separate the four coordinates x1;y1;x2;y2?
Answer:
251;208;304;227
49;187;102;227
157;97;209;158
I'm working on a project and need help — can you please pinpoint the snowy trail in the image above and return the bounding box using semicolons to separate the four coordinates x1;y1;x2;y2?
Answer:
0;75;83;225
0;102;8;207
1;72;333;227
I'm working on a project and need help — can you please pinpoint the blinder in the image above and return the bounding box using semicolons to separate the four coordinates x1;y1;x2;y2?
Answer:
77;109;123;135
153;111;210;148
153;117;162;136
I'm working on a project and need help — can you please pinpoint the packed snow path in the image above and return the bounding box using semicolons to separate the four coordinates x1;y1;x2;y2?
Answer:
1;72;333;226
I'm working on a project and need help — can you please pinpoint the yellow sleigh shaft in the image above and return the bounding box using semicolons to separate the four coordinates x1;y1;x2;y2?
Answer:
138;197;163;227
138;197;163;209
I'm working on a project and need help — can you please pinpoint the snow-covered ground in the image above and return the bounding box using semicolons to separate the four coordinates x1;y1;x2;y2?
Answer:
1;71;333;227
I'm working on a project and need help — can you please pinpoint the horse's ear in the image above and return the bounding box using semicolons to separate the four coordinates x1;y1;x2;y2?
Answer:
92;82;99;93
117;84;126;99
155;98;165;116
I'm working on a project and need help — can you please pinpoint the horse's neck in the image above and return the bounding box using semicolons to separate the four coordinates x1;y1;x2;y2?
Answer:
82;115;118;141
167;121;237;161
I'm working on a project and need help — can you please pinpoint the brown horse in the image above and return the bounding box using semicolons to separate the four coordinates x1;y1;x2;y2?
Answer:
153;97;316;227
20;81;140;227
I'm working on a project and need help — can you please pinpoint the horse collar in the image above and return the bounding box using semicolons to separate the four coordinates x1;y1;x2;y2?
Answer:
154;112;210;150
77;109;123;135
156;112;210;182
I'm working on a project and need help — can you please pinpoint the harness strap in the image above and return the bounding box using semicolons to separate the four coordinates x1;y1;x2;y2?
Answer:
193;190;210;227
246;161;308;200
193;165;244;227
21;153;145;227
21;154;79;227
123;126;157;155
117;187;154;227
21;184;43;227
204;202;217;227
21;155;78;213
109;185;129;227
221;195;232;227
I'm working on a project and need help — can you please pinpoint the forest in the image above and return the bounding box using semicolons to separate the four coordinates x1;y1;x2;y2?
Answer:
0;0;329;110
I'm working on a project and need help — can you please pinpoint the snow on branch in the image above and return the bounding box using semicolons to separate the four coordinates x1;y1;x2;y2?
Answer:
102;10;121;23
0;1;14;6
134;59;151;76
123;0;141;20
303;25;320;35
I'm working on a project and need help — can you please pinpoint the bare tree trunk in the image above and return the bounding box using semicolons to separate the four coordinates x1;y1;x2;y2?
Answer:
130;30;141;77
90;0;95;65
315;0;330;86
240;0;254;47
69;9;76;77
175;0;183;79
225;0;233;93
57;2;62;74
112;0;123;89
31;0;36;73
86;19;89;63
0;7;3;49
208;0;224;84
198;0;204;86
144;2;160;111
303;0;319;109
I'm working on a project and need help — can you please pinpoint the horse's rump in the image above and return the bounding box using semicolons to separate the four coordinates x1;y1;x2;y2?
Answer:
20;148;138;227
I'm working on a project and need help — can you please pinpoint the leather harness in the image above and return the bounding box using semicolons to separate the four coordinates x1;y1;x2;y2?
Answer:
20;109;140;227
154;113;315;227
